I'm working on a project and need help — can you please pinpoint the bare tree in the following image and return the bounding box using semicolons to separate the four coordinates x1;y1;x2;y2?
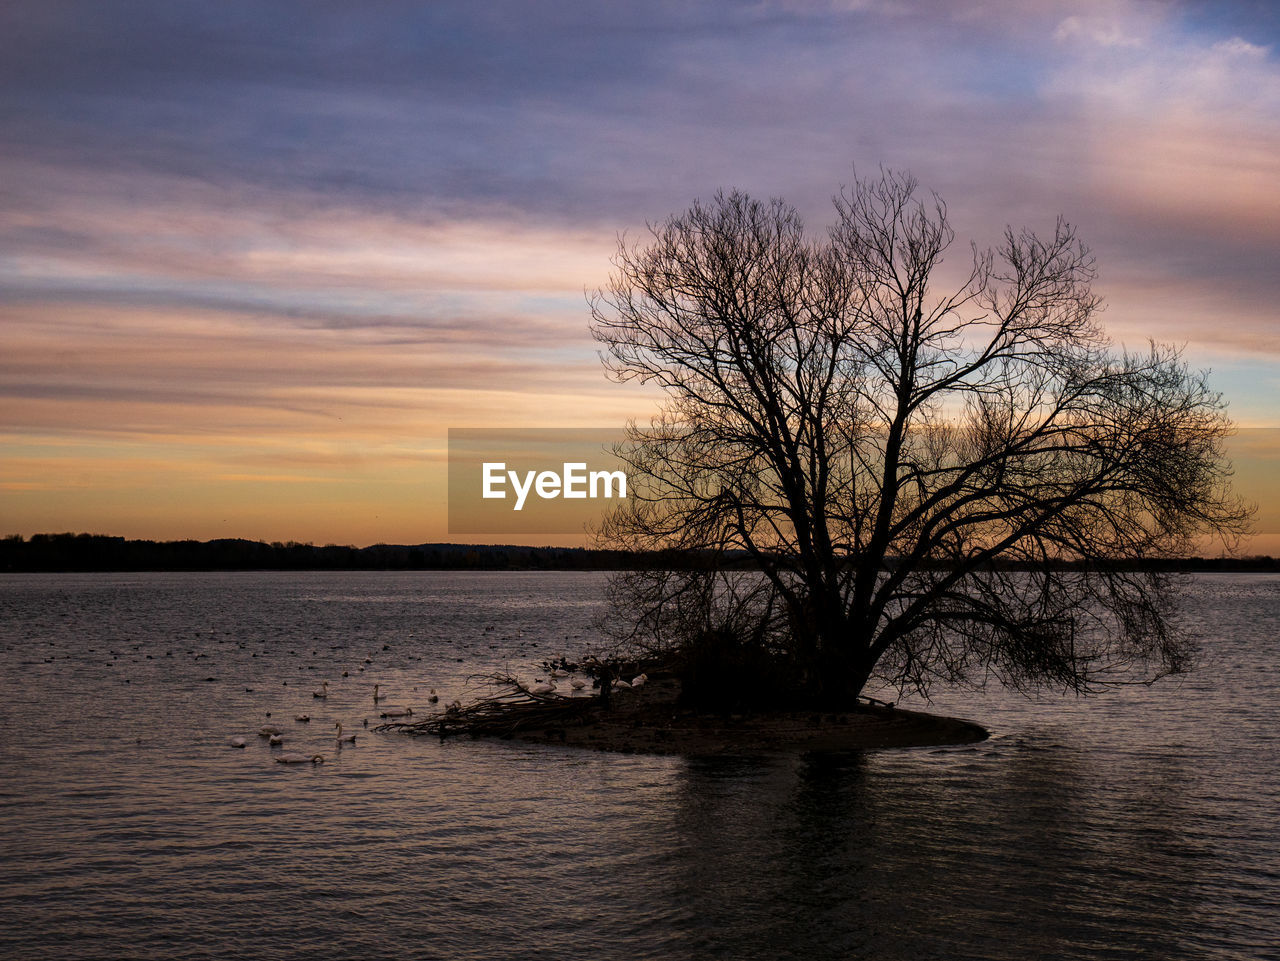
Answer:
590;169;1251;706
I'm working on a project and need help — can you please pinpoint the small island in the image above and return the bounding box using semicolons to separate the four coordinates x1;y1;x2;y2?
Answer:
379;673;988;756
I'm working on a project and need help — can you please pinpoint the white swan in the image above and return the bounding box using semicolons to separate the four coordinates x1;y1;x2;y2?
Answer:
373;684;382;702
268;733;284;746
334;722;357;744
294;714;310;723
612;678;632;691
379;706;414;718
258;726;281;737
530;679;557;696
313;681;329;699
631;673;648;689
570;678;587;691
275;752;325;764
229;736;247;748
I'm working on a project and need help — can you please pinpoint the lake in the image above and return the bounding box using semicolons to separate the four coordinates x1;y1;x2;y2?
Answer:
1;571;1276;960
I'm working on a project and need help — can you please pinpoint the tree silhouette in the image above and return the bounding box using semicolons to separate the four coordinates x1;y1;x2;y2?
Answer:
590;169;1251;706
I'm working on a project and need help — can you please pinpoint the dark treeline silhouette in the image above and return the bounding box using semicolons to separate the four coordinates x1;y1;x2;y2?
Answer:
0;533;643;572
1;532;1275;574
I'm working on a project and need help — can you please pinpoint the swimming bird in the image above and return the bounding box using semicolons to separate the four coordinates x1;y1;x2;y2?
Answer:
631;673;648;689
229;736;247;748
612;679;632;692
570;678;587;691
379;706;414;719
268;733;284;746
334;722;357;744
313;681;329;699
530;679;557;696
427;688;439;703
258;726;282;737
445;699;462;714
294;714;310;723
373;684;382;702
275;753;325;764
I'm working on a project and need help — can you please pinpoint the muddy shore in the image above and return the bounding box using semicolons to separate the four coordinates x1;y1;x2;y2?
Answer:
499;677;989;756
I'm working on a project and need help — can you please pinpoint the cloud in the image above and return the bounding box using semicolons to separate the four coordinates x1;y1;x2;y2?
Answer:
1052;12;1147;48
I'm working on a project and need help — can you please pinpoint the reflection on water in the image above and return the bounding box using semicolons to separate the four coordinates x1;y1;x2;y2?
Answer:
0;572;1277;959
664;745;1230;961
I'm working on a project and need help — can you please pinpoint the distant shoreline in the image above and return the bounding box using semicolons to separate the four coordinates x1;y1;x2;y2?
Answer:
4;532;1278;574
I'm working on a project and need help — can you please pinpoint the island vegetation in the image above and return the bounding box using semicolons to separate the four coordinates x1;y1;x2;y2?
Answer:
585;168;1251;716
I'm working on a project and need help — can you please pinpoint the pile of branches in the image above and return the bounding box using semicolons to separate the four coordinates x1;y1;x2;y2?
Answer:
375;672;599;740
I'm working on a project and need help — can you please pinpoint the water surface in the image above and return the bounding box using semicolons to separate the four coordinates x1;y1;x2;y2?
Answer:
1;571;1276;959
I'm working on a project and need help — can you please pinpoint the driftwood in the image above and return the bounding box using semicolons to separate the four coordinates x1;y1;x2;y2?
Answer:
375;672;600;740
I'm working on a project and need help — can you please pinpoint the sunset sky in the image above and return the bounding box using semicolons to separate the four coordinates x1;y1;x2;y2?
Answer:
2;0;1278;550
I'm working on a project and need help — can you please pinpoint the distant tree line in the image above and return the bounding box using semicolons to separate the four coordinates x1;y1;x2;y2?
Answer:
0;533;639;572
1;532;1275;574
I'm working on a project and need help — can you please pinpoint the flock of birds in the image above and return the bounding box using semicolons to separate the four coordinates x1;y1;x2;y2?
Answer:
528;670;647;696
227;679;432;764
231;667;646;765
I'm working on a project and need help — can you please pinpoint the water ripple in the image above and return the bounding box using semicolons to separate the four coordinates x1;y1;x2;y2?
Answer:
1;571;1278;960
